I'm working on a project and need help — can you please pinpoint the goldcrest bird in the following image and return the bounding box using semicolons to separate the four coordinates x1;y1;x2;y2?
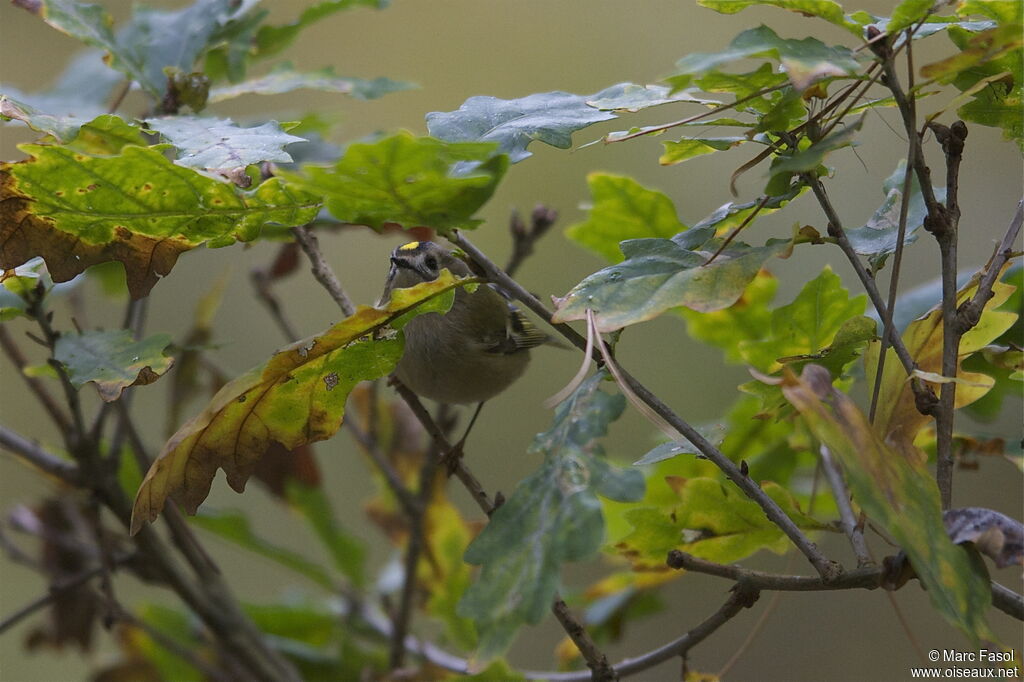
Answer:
378;240;548;405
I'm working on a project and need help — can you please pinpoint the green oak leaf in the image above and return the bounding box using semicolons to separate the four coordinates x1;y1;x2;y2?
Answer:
27;0;239;98
845;161;946;269
130;271;470;534
0;144;321;298
680;269;778;365
552;237;791;332
1;95;89;144
739;266;867;372
0;105;146;154
280;132;506;232
887;0;937;33
697;0;861;35
426;86;625;162
782;364;996;644
209;64;413;103
660;136;746;165
617;477;824;565
671;25;860;92
458;372;644;662
564;173;693;263
54;330;174;402
146;116;306;170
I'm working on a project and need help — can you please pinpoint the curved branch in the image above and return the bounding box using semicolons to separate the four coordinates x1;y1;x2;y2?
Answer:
0;425;81;485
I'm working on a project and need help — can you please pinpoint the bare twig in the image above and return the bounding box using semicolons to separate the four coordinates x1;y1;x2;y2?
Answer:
806;177;920;380
347;420;422;519
24;292;88;446
956;200;1024;333
250;242;302;342
869;93;919;423
292;224;356;317
868;37;925;421
528;584;760;681
818;446;873;567
505;205;558;278
391;380;495;516
450;232;840;580
552;596;618;681
667;550;880;591
0;325;71;433
0;425;81;485
389;426;440;669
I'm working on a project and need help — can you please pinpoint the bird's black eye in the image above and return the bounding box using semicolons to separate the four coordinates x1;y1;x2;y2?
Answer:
423;256;438;272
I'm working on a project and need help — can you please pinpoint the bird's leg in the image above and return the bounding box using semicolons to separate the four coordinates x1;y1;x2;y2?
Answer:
442;401;485;475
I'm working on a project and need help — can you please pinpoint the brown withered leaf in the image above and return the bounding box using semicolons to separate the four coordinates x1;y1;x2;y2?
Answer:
130;272;468;535
0;173;190;299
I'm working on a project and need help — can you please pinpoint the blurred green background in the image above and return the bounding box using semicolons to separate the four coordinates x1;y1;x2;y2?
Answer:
1;1;1021;680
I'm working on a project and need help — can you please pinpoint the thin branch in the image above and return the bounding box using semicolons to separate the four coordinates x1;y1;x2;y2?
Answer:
450;232;840;580
391;380;495;516
956;200;1023;334
552;596;618;681
505;205;558;278
292;224;356;318
347;420;423;519
869;134;918;422
992;582;1024;621
806;176;927;409
607;83;789;143
105;79;131;114
527;584;760;681
250;245;302;343
818;446;873;567
389;427;440;670
0;325;71;432
667;550;881;591
0;424;81;485
24;292;88;445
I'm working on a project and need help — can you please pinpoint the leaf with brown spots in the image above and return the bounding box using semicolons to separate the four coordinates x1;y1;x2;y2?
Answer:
0;141;321;298
130;271;471;535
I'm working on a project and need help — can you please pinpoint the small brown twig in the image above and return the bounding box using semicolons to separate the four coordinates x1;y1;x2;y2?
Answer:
505;205;558;278
291;224;356;317
552;596;618;681
0;324;71;433
389;420;440;670
250;242;302;342
0;425;81;485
